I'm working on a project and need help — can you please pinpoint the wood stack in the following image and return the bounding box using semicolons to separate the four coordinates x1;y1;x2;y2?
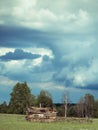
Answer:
25;106;57;122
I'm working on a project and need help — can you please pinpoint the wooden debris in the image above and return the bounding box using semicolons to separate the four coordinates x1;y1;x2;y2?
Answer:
25;106;57;122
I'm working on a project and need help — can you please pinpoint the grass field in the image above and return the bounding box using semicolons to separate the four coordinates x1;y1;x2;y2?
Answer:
0;114;98;130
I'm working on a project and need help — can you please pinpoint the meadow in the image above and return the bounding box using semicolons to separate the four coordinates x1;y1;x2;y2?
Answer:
0;114;98;130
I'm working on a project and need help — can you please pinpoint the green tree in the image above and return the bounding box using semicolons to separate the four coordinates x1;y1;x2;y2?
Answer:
30;94;37;106
68;105;77;117
0;101;8;113
37;90;53;107
9;82;32;114
57;105;65;117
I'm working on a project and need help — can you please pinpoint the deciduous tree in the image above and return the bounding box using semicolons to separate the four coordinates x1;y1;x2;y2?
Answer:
77;97;85;117
84;93;95;118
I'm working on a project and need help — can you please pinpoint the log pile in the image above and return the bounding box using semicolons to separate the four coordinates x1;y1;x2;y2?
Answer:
25;106;57;122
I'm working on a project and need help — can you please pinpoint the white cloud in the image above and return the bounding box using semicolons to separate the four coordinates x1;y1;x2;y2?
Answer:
0;48;14;56
77;9;90;24
0;0;95;32
0;0;98;103
68;58;98;87
0;20;4;24
29;82;66;92
24;47;54;58
0;47;54;58
53;36;98;87
0;47;55;84
1;60;26;73
18;0;37;8
0;75;17;87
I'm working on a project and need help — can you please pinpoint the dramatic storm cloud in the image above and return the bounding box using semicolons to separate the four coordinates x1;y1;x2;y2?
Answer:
0;0;98;103
0;49;41;60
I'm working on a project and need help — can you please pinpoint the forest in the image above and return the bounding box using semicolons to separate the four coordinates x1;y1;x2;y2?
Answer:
0;82;98;118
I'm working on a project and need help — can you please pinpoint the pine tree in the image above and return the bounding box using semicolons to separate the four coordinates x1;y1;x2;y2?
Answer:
9;82;32;114
37;90;53;107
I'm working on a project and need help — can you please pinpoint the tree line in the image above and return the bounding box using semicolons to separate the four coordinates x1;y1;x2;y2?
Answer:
0;82;53;114
0;82;98;118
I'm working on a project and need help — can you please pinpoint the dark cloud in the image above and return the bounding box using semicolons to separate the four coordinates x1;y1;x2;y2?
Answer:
0;25;97;92
0;49;41;61
0;0;98;104
0;25;58;48
0;25;42;47
79;84;98;90
30;55;55;74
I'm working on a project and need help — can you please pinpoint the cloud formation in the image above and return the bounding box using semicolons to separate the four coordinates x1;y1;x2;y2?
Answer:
0;0;98;103
0;49;41;60
0;0;97;33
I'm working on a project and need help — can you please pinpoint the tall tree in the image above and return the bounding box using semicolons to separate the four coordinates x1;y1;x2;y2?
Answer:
84;93;95;118
37;90;53;107
77;97;85;117
77;93;95;118
9;82;32;114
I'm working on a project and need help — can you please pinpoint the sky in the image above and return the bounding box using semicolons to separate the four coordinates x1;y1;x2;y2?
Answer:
0;0;98;103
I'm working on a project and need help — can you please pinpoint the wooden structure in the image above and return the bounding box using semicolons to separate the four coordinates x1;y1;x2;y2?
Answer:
25;106;57;122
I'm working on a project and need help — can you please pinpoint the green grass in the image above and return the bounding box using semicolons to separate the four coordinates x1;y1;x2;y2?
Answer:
0;114;98;130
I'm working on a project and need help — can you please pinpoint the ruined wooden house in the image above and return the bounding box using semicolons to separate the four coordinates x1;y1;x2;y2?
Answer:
25;106;57;122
